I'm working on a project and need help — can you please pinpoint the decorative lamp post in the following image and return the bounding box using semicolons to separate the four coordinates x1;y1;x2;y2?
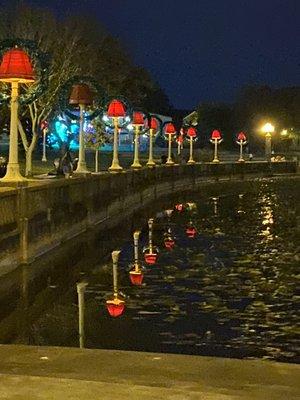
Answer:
106;99;127;172
164;123;176;165
210;130;223;163
143;218;158;265
187;127;197;164
0;47;35;182
236;132;247;162
106;250;125;317
131;111;145;169
69;84;93;174
129;230;144;285
146;116;159;167
261;122;274;161
40;120;49;162
176;128;185;155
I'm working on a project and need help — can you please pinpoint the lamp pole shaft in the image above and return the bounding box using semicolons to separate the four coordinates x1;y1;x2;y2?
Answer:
265;133;272;161
166;134;174;165
188;137;195;164
131;126;142;169
74;104;89;174
77;282;88;349
2;81;25;182
42;129;47;162
109;118;123;172
95;149;99;172
213;139;219;162
147;129;155;167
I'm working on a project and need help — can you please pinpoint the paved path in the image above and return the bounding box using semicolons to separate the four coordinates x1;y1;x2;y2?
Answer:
0;345;299;399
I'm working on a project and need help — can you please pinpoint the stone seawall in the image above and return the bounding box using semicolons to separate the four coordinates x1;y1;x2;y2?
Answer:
0;161;297;277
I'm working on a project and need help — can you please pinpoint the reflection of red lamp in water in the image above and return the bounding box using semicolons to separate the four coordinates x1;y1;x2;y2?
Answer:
143;218;158;265
186;224;197;238
129;231;144;286
106;250;125;317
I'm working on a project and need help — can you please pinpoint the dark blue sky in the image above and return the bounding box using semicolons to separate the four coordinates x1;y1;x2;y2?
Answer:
28;0;299;108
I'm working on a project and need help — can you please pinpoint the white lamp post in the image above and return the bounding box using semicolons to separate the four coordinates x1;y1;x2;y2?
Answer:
261;122;274;161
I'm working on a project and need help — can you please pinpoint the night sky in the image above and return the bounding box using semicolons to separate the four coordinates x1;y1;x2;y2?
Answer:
27;0;299;109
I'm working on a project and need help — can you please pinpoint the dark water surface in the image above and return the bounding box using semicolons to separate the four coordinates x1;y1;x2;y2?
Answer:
29;177;300;363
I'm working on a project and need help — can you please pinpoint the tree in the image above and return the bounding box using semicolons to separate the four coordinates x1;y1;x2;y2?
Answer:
0;4;172;176
85;116;111;172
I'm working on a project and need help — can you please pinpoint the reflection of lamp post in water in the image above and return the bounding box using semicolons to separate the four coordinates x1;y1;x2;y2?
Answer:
76;281;88;348
129;231;144;285
0;47;35;182
106;250;125;317
143;218;158;265
261;122;274;161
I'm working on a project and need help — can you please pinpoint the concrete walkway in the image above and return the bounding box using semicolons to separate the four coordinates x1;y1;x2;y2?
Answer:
0;345;299;399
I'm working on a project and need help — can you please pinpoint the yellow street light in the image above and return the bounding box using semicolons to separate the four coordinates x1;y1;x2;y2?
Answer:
261;122;275;134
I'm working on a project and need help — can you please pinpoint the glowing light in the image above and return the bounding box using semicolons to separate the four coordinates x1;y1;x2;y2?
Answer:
261;123;275;134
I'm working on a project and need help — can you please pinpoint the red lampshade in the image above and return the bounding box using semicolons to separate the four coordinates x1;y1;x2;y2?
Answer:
133;111;144;125
186;226;197;238
0;48;35;83
129;270;144;285
175;203;184;212
106;298;125;317
176;135;184;144
165;123;176;135
69;84;93;105
164;238;175;250
149;117;158;130
107;99;126;117
237;132;247;141
144;252;158;265
187;127;197;137
211;130;221;140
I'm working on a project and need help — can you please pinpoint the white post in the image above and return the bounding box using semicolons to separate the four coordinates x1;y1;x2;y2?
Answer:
265;133;272;161
213;138;219;163
42;129;47;162
166;134;174;165
77;281;88;349
146;129;155;167
131;126;142;169
238;142;244;162
109;118;123;172
187;137;195;164
95;149;99;172
2;81;26;182
74;104;89;174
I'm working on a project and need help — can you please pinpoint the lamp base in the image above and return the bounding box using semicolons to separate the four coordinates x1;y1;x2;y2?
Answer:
166;160;175;166
1;163;26;183
212;159;220;163
187;159;196;164
131;162;142;170
109;164;123;173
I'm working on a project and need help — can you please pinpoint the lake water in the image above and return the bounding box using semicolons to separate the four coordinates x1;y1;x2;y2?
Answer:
29;177;300;363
